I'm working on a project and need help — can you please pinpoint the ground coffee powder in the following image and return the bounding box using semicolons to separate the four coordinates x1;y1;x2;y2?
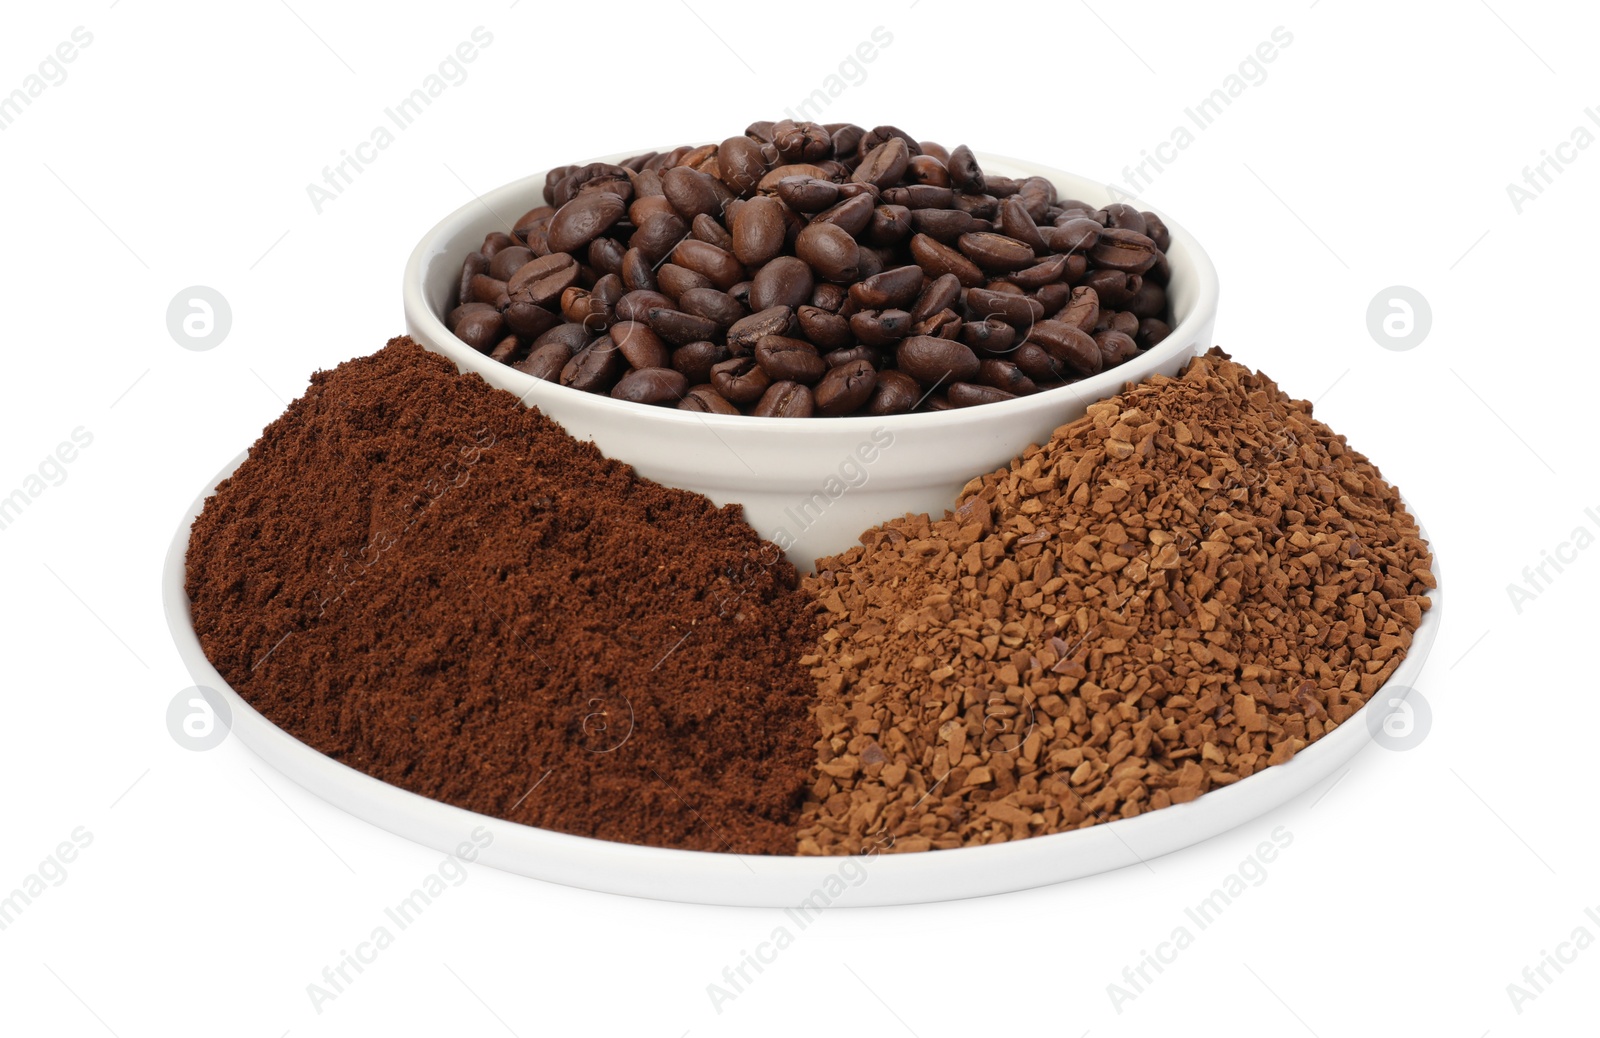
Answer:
186;337;817;854
797;349;1435;855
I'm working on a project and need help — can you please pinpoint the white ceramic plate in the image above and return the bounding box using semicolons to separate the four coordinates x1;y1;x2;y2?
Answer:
165;455;1442;907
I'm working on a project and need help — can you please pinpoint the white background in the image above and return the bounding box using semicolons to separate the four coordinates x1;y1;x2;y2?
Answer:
2;0;1595;1034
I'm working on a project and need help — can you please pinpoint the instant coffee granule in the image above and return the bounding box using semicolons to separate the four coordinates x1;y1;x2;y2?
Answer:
797;349;1435;855
187;337;817;854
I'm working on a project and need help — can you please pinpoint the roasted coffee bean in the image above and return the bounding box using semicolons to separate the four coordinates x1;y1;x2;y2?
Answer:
824;344;881;369
858;125;920;159
978;359;1038;395
657;263;713;300
855;246;886;281
1060;285;1101;333
591;273;624;307
811;193;876;237
909;272;961;322
548;191;628;254
1090;227;1159;274
948;382;1016;407
1029;320;1102;376
1083;269;1141;308
466;273;509;306
677;287;746;328
964;286;1043;329
1137;318;1170;348
864;369;922;415
853;137;911;190
629;194;676;226
947;144;985;192
810;282;848;312
952;192;999;219
561;338;625;392
797;304;854;350
615;289;675;323
849;308;912;347
862;204;913;247
450;304;505;352
489;246;534;282
691;212;734;252
961;318;1017;355
457;251;488;307
912;307;964;340
1128;278;1166;319
881;185;954;210
611;367;688;405
730;194;787;266
909;208;978;243
755;335;827;384
645;307;722;346
588;236;626;278
1143;212;1171;252
678;383;742;414
662;166;726;221
749;255;814;312
1100;309;1140;337
718;135;769;196
909;233;984;287
727;305;795;353
559;286;612;330
710;356;771;404
480;231;517;259
1034;280;1072;318
758;162;830;192
1100;203;1146;234
906;154;951;187
671;340;730;384
850;265;924;309
1145;248;1171;286
829;123;866;162
772;119;831;163
813;359;878;416
776;176;840;213
752;380;815;418
796;222;861;283
1095;330;1139;367
1012;341;1063;382
996;198;1047;255
532;322;594;353
898;335;980;385
514;340;573;381
504;301;562;340
513;205;555;240
984;174;1022;198
957;232;1036;273
672;239;744;290
1043;217;1102;255
629;211;689;264
728;280;753;309
1009;253;1071;289
620;248;657;292
609;321;670;370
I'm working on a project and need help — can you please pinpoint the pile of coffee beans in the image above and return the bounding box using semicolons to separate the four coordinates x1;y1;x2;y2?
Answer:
448;120;1176;417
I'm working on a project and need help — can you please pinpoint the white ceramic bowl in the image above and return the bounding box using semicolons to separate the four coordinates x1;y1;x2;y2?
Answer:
403;151;1219;570
166;460;1441;907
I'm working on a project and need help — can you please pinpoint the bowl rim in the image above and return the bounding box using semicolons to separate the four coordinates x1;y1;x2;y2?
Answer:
401;149;1221;432
167;452;1441;907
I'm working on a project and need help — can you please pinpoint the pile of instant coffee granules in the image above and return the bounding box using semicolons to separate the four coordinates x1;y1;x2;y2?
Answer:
186;337;817;855
795;349;1435;855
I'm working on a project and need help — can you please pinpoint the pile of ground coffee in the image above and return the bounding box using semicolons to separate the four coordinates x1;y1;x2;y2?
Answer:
796;349;1435;855
186;337;817;854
